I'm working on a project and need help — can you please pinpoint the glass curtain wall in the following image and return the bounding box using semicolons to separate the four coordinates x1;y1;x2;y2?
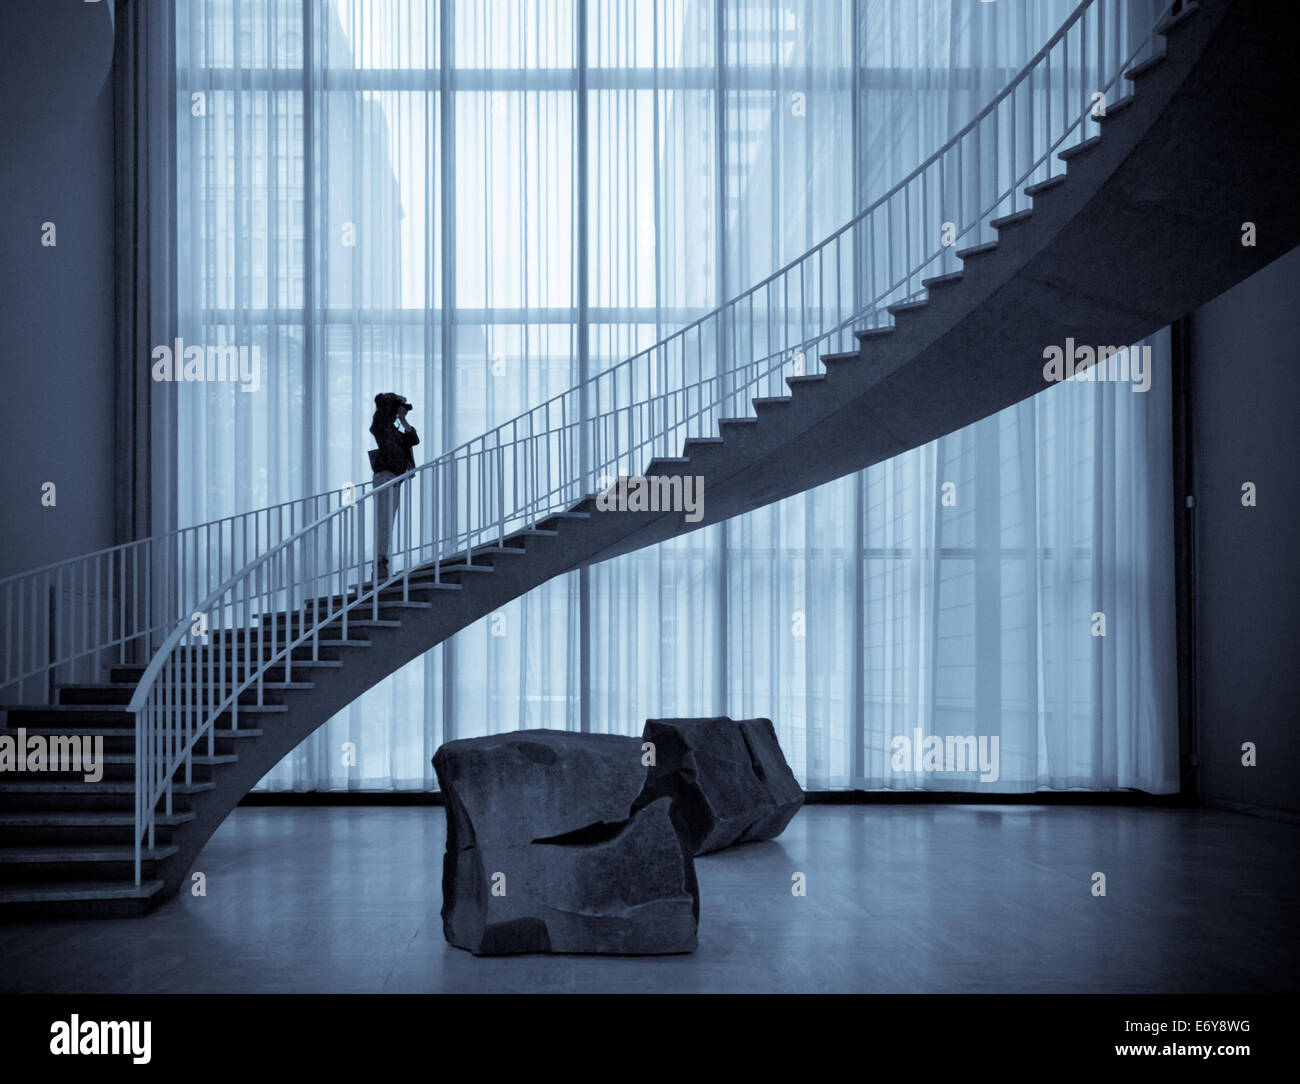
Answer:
172;0;1177;792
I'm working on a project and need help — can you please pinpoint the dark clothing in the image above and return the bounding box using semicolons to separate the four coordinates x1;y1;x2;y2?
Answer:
370;418;419;475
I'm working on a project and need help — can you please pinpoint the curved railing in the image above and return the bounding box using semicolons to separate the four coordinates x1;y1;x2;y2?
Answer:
126;0;1174;881
0;485;375;703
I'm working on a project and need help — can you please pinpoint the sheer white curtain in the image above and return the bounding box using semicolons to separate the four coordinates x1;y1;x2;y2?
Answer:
171;0;1178;793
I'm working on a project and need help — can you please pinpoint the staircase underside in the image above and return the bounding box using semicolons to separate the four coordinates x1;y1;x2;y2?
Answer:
2;0;1297;918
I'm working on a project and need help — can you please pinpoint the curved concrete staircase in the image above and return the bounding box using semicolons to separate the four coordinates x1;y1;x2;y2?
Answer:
2;0;1297;917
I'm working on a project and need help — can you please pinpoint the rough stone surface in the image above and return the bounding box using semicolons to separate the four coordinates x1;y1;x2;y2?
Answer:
734;717;805;843
637;716;805;854
432;730;698;956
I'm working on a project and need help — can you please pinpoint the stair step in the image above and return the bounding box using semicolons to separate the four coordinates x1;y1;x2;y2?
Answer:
921;270;963;290
0;880;166;904
1024;175;1066;197
0;844;178;864
2;724;262;739
60;680;313;697
0;780;215;796
1124;52;1166;81
507;528;559;538
170;641;374;659
683;437;724;447
2;711;131;734
109;659;343;683
374;577;463;591
114;641;369;664
786;374;827;388
0;727;261;763
41;752;238;768
471;546;528;556
0;779;216;814
956;240;998;260
1058;135;1102;162
646;457;691;472
751;396;792;408
821;351;860;365
251;612;405;627
1091;94;1136;122
205;626;380;642
437;564;494;574
886;299;927;317
854;326;895;342
991;208;1033;231
0;809;191;829
718;417;759;430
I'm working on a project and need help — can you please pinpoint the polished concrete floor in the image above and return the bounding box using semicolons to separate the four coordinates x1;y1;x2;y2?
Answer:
1;804;1296;993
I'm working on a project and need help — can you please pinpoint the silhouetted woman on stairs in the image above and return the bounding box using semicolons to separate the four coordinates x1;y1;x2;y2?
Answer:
369;392;420;580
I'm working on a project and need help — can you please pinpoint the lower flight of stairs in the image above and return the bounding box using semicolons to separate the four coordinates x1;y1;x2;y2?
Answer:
0;527;577;919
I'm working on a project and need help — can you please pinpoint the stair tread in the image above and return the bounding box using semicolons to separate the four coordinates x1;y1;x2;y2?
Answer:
1093;95;1136;121
1024;174;1066;196
1124;52;1166;79
0;780;216;794
922;270;963;288
956;240;998;259
111;659;344;671
97;753;237;765
0;844;179;862
991;208;1033;229
0;726;263;738
61;681;313;692
1058;135;1102;161
0;880;166;903
0;811;195;827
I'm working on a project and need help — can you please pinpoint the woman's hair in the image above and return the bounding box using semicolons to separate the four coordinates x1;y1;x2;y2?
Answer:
372;392;405;430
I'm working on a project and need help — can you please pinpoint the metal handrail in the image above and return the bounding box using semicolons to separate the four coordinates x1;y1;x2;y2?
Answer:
0;483;373;701
126;0;1172;881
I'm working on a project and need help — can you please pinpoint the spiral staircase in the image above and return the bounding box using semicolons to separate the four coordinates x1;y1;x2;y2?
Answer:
0;0;1296;916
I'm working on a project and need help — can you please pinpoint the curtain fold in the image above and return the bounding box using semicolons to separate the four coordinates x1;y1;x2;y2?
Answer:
170;0;1178;793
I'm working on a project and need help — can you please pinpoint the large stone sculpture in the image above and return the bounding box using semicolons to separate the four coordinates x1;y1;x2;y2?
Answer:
432;730;698;956
432;718;803;955
637;716;805;854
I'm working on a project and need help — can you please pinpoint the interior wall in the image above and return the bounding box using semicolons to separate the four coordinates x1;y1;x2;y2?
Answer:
1189;245;1300;816
0;80;117;581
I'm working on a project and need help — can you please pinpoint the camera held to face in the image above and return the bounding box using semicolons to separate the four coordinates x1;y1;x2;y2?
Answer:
376;392;412;417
